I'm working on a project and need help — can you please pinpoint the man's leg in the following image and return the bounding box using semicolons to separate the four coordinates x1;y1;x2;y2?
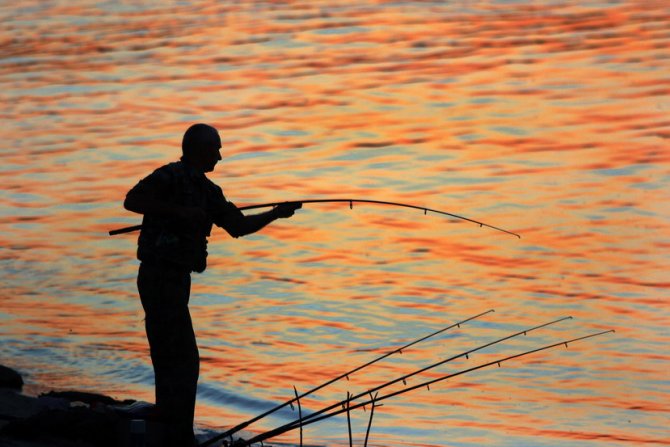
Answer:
138;262;199;447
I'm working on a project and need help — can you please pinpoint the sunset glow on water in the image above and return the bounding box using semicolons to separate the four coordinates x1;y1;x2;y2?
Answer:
1;1;668;446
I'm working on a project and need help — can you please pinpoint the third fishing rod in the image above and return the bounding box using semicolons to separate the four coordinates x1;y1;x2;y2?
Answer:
108;198;521;238
240;328;614;447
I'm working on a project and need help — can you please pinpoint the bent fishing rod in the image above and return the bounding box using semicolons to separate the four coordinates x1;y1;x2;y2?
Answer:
225;315;572;446
108;199;521;238
199;309;495;447
240;329;614;447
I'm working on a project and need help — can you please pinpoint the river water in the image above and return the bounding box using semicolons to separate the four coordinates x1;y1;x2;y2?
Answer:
1;1;668;446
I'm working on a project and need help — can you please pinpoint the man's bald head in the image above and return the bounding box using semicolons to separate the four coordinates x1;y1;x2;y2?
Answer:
181;123;222;172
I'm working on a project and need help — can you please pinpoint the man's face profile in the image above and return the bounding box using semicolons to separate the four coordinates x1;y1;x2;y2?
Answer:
199;142;222;172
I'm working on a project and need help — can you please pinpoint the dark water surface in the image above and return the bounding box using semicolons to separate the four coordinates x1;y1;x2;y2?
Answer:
1;1;668;446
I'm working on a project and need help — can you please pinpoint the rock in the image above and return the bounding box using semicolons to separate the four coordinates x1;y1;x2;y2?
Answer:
0;366;172;447
0;390;47;421
0;366;24;390
1;407;118;447
39;391;135;408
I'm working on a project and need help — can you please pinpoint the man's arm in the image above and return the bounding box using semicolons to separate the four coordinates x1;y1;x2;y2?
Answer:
214;201;300;238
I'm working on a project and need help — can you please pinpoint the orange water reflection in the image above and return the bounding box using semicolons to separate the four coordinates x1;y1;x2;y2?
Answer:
2;1;669;446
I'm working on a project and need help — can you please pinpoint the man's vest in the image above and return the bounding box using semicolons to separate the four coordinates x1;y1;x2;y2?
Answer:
136;161;223;273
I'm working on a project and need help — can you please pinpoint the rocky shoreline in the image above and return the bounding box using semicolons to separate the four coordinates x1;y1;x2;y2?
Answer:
0;364;168;447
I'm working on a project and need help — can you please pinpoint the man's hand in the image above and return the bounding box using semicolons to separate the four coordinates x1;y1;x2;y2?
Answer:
273;202;302;218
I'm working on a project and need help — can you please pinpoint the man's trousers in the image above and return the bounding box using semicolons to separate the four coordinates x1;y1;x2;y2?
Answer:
138;261;199;447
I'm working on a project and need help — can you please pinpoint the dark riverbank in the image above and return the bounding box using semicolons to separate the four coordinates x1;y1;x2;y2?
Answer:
0;364;159;447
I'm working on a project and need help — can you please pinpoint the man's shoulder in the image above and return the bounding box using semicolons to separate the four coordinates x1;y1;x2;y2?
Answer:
147;160;179;174
162;161;185;174
138;162;178;186
153;161;189;179
151;161;225;197
203;175;224;197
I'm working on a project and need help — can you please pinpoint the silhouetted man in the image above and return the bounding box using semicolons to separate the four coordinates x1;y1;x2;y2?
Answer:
124;123;300;446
